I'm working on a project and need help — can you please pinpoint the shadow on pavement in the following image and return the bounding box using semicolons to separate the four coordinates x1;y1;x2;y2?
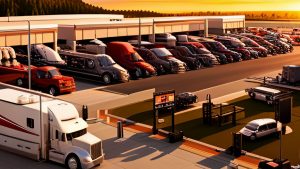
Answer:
197;152;234;168
102;132;181;162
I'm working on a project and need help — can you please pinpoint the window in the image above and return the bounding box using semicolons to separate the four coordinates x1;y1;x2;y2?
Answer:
258;125;268;132
66;129;87;141
56;130;58;139
36;70;46;79
27;118;34;128
86;59;95;69
98;56;116;67
268;123;276;129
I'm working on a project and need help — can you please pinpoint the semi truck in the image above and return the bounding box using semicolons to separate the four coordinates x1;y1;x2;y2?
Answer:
0;88;104;169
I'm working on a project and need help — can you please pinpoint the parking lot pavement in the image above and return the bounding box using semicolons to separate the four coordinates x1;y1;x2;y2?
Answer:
0;121;250;169
89;122;249;169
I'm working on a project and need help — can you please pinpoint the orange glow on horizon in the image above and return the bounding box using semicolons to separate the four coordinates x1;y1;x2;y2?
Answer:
83;0;300;13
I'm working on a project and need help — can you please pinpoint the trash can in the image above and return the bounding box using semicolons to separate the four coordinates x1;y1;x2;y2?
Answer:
117;121;124;138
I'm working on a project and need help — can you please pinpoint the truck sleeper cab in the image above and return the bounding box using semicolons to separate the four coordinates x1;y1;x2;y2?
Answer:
0;89;104;169
107;42;156;79
59;50;129;84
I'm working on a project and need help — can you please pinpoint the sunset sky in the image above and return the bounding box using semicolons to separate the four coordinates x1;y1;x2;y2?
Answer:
83;0;300;13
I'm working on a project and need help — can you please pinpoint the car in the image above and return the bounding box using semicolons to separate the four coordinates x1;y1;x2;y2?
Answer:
245;86;282;105
176;92;198;107
239;118;279;140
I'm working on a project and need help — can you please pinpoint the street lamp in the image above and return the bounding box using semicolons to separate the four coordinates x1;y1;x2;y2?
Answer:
27;20;31;90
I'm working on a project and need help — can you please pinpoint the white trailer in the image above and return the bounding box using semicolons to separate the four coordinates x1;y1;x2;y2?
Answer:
0;88;104;169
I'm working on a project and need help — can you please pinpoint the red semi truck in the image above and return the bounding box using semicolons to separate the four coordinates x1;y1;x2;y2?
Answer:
106;42;156;79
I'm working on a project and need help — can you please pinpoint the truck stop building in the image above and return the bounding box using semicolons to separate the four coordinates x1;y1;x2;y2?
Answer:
206;15;245;34
0;22;58;50
0;15;245;50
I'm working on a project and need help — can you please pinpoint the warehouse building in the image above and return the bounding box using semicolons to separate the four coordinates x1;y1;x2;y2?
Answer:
0;14;245;50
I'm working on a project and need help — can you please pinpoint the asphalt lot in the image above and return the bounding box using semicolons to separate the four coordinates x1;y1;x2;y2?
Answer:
97;47;300;94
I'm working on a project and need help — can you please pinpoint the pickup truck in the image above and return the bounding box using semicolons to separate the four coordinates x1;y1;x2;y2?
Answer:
1;47;76;95
0;64;75;95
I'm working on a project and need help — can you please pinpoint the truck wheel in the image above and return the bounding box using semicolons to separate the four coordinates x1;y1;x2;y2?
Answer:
250;134;256;141
66;155;82;169
16;78;24;87
134;68;142;79
48;86;58;96
102;73;112;84
249;92;255;99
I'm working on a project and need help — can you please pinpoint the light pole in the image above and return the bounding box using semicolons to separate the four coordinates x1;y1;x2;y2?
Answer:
27;20;31;90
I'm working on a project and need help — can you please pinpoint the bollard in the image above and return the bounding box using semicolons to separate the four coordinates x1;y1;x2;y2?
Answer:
82;105;88;121
117;121;124;138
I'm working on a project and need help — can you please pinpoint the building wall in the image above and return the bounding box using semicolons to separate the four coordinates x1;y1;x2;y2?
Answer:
0;29;57;47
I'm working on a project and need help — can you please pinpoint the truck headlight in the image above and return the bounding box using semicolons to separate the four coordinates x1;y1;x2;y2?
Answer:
82;157;92;163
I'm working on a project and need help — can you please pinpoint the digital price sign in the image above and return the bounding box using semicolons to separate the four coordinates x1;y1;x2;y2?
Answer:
153;90;175;109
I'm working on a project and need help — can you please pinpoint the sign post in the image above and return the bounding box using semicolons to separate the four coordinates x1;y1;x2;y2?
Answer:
274;93;292;162
152;90;175;134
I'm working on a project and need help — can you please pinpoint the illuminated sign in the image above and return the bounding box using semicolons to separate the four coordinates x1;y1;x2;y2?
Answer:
153;90;175;109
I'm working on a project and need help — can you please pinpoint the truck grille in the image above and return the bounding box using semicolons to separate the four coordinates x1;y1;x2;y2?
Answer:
91;142;102;160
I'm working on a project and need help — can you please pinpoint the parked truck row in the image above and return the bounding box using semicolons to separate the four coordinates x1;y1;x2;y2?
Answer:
0;27;295;96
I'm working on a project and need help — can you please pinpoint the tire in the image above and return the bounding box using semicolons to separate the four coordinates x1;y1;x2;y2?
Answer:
135;68;142;78
250;134;256;141
102;73;112;85
48;86;58;96
249;92;255;99
16;78;24;87
66;154;82;169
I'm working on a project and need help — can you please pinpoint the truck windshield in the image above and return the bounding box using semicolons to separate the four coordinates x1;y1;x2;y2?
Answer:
99;56;116;66
245;123;258;131
131;52;144;62
211;42;227;50
66;128;87;141
231;41;245;48
49;69;61;77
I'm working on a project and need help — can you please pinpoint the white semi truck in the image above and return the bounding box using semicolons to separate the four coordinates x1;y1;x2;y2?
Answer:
0;88;104;169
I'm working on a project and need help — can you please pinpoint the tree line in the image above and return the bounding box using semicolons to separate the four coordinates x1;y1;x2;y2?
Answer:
0;0;163;17
0;0;299;20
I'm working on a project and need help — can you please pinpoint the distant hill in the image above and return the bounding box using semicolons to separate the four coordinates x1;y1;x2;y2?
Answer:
0;0;163;17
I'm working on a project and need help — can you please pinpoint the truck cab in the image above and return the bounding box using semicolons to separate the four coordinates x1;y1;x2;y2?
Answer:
47;102;103;169
31;66;76;96
107;42;156;79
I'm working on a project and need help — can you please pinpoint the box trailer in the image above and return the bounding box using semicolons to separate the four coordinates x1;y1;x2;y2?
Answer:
0;88;104;169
